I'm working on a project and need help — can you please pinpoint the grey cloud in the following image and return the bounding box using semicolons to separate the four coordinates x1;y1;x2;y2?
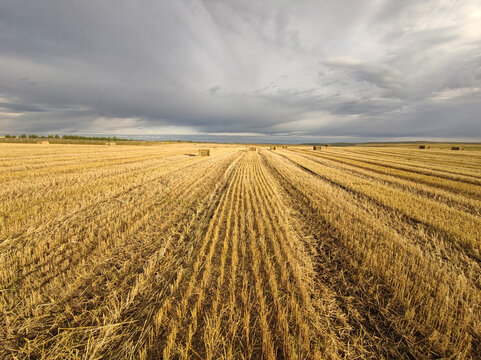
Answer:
0;0;480;141
0;102;46;112
207;86;221;94
322;59;405;91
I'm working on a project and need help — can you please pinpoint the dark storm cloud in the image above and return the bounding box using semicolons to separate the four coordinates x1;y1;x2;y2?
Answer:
0;102;46;112
322;60;405;91
1;0;480;141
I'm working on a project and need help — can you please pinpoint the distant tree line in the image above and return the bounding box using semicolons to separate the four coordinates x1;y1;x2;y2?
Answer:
4;134;128;141
60;135;122;141
4;134;40;138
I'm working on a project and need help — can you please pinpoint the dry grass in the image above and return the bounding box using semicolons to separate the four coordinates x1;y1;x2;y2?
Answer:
1;143;480;359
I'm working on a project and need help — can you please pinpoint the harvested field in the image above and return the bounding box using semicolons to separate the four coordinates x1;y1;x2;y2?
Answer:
1;143;480;359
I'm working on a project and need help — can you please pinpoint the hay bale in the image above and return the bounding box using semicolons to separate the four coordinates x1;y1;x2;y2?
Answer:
41;140;49;145
326;144;331;147
270;146;276;150
451;146;461;150
313;146;321;150
282;145;287;148
418;145;426;149
248;146;257;151
199;148;210;156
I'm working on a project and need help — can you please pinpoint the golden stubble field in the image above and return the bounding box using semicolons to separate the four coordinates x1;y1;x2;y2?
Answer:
0;142;480;359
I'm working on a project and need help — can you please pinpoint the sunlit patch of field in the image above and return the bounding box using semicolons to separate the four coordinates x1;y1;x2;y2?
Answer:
1;143;480;359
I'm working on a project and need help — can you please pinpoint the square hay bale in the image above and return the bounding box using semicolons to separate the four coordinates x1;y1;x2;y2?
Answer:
248;146;257;151
325;144;331;147
419;145;425;149
270;146;276;150
282;145;287;148
199;148;210;156
313;146;321;150
451;146;463;150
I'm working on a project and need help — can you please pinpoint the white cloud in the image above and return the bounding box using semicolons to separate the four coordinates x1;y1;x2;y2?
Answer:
430;87;481;101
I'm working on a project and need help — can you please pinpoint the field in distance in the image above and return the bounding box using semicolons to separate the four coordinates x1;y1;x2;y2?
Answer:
1;142;480;359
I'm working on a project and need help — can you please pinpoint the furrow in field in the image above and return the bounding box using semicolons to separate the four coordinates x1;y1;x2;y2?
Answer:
150;152;349;359
0;152;182;181
0;155;207;290
250;154;326;357
238;167;256;359
281;149;481;260
180;160;244;360
0;151;155;172
260;151;408;358
0;144;192;166
0;144;203;177
199;157;244;360
0;153;236;334
260;151;385;358
0;154;203;241
340;148;481;171
262;150;481;359
292;148;481;197
244;175;277;359
0;144;204;184
282;149;481;290
282;152;481;290
245;152;312;358
327;147;481;181
158;153;244;359
0;151;242;360
81;152;243;360
223;158;244;358
0;155;180;198
3;143;479;359
289;149;481;216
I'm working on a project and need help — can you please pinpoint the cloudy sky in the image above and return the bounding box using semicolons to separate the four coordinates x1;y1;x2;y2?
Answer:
1;0;480;143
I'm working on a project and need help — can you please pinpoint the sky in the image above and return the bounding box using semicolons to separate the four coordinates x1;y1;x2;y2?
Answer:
1;0;480;143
